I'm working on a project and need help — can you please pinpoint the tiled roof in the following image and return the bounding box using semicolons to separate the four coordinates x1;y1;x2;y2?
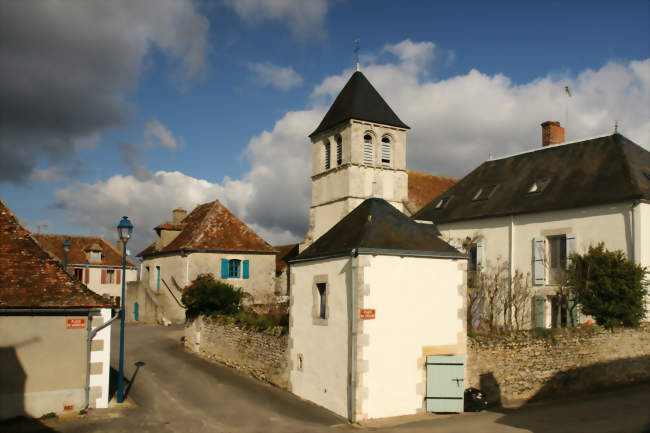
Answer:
294;198;463;263
0;199;111;308
414;133;650;224
138;200;275;257
310;71;409;138
33;234;138;268
404;170;458;216
274;243;299;272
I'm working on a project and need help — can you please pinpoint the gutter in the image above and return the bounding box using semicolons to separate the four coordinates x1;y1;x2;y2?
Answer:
347;248;358;423
290;248;466;265
84;308;120;410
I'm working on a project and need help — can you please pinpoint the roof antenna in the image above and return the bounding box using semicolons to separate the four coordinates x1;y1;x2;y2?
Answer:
354;39;360;72
614;120;618;134
564;86;572;137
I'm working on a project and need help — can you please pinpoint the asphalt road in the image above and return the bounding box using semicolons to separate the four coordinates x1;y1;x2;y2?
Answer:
4;323;650;433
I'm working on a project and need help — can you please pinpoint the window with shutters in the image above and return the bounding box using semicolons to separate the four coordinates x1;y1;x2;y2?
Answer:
324;140;331;170
381;136;391;165
335;135;342;165
548;235;567;285
228;259;241;278
105;269;116;284
363;134;373;165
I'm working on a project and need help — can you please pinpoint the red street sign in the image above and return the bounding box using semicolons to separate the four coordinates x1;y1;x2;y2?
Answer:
66;318;86;329
360;309;375;320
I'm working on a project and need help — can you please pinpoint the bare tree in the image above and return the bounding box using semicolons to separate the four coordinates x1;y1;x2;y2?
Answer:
511;269;532;330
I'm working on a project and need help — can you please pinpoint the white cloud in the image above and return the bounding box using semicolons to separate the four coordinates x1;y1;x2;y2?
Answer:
144;118;184;150
224;0;329;38
54;40;650;249
247;62;303;90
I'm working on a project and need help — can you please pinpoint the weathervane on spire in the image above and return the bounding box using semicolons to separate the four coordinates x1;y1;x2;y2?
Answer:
354;39;360;71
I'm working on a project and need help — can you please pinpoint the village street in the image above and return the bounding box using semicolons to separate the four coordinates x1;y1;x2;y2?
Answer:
5;323;649;433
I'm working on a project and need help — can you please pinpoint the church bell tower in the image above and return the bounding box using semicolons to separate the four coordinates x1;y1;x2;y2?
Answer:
300;71;410;250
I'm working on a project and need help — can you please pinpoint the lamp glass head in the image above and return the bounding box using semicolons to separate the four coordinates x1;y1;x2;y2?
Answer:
117;216;133;242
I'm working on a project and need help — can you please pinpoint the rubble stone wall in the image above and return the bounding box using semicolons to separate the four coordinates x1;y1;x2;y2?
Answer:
185;316;289;389
466;324;650;407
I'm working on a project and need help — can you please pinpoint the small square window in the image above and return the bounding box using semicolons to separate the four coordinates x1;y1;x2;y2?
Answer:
472;185;498;201
528;178;551;193
435;195;453;209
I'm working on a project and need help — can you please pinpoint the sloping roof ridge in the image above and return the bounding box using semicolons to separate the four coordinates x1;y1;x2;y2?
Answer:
184;199;220;249
489;133;614;162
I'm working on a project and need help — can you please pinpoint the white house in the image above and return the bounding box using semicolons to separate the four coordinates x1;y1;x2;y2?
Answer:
33;234;138;303
136;201;277;323
413;121;650;328
289;198;467;421
0;199;113;418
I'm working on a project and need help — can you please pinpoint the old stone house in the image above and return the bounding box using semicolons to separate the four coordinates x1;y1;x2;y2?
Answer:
413;122;650;328
0;198;113;418
33;234;138;303
134;200;277;323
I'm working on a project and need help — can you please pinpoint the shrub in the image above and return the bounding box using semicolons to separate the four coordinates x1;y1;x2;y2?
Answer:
568;243;647;329
181;274;244;321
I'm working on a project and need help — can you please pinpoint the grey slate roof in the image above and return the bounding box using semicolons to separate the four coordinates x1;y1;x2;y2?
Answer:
413;133;650;224
292;198;464;263
309;71;409;138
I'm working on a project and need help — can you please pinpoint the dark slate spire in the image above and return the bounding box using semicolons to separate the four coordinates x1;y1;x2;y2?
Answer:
309;71;410;138
292;198;463;263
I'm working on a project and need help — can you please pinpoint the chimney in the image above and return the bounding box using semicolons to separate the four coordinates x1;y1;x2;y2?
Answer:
541;121;565;147
172;207;187;223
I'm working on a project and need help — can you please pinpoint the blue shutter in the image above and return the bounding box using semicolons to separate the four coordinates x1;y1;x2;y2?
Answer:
221;259;229;278
243;260;249;279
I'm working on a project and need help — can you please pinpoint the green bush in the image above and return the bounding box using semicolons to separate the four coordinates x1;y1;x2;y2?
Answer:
568;243;647;329
181;274;244;321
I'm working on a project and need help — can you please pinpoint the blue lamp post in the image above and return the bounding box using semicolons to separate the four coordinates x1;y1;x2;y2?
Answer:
116;216;133;403
62;239;71;271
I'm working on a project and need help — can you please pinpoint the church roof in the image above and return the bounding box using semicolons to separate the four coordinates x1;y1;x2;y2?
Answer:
309;71;409;138
404;170;458;216
137;200;275;257
413;133;650;224
292;198;463;263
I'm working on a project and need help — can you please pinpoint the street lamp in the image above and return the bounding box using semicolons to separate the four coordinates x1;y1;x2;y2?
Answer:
116;216;133;404
63;239;71;271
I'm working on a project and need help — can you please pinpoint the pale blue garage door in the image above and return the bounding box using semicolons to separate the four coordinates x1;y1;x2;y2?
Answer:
425;355;465;413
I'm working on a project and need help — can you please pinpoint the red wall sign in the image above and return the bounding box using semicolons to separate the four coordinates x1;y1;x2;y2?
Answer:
360;309;376;320
66;318;86;329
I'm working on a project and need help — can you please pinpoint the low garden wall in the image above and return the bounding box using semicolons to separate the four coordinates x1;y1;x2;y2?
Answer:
185;317;650;407
185;316;289;389
466;324;650;407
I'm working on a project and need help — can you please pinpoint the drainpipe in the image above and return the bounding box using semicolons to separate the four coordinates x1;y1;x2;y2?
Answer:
630;201;639;263
185;250;190;286
509;214;515;326
347;248;358;423
84;308;120;410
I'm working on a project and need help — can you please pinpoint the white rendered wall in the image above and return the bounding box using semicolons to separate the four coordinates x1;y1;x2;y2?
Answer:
289;257;351;418
359;255;465;419
89;308;112;408
77;267;138;299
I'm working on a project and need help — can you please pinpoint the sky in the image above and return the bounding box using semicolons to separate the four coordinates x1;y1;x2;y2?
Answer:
1;0;649;257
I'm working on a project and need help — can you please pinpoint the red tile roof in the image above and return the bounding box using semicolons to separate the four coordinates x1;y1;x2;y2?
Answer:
274;243;299;273
403;170;458;216
154;222;184;231
138;200;275;257
0;199;111;308
33;234;138;269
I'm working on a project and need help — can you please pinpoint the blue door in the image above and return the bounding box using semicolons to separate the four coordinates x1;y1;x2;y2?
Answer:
134;301;139;321
426;355;465;412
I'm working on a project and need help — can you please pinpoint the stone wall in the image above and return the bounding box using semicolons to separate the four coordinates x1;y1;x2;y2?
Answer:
466;324;650;407
185;316;289;389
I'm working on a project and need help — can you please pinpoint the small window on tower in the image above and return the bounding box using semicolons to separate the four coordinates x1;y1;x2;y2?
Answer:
336;135;342;165
324;140;331;170
363;134;373;165
381;136;391;165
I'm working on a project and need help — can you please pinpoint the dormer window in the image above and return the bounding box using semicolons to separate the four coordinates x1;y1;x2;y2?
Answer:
435;195;453;209
527;178;551;193
381;136;391;165
324;140;331;170
472;184;499;201
363;134;373;165
335;135;342;166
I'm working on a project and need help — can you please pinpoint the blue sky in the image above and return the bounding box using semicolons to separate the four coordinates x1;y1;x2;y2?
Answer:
1;0;649;255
